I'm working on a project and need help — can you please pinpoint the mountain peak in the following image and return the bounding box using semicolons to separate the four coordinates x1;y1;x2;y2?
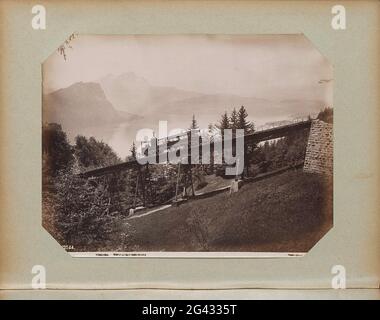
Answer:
100;72;147;84
58;81;103;93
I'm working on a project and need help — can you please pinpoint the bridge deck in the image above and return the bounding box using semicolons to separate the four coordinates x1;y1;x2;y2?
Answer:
80;119;311;178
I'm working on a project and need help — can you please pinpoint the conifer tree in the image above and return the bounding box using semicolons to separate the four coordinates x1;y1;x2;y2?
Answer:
237;105;254;134
189;114;199;130
237;106;255;177
130;141;137;160
218;111;230;137
230;107;238;130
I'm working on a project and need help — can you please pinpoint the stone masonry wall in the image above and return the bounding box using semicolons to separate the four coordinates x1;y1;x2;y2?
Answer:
303;119;333;175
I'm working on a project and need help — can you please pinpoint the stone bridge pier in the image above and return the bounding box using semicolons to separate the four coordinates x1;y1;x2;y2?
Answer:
303;119;333;175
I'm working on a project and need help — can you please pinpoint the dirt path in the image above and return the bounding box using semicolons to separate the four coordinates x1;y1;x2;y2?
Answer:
126;204;172;220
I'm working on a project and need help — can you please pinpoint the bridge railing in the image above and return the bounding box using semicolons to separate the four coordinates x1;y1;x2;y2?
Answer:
81;118;313;178
154;117;312;148
255;117;312;132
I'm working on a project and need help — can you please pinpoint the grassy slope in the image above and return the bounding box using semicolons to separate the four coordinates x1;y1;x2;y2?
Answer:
120;170;333;252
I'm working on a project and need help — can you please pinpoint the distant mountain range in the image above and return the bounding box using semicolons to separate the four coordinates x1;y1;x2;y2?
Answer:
43;72;325;155
42;81;141;141
99;72;201;115
99;72;323;122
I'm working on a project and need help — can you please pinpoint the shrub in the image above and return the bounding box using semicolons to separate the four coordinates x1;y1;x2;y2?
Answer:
53;168;119;250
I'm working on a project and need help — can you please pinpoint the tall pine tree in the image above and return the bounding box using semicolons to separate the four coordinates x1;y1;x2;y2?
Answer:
230;107;238;130
189;114;199;130
129;141;137;160
237;105;254;134
237;106;255;177
218;111;230;137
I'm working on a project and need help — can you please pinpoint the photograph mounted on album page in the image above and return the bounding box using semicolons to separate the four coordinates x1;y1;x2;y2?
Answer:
0;1;379;297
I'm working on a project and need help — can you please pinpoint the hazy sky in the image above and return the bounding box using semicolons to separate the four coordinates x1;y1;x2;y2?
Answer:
43;34;333;104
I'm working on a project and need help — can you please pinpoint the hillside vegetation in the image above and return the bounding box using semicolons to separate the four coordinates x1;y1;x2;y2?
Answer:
42;108;333;252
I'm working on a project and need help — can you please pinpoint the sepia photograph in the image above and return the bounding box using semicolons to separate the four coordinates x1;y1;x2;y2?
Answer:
2;0;380;302
42;34;333;256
